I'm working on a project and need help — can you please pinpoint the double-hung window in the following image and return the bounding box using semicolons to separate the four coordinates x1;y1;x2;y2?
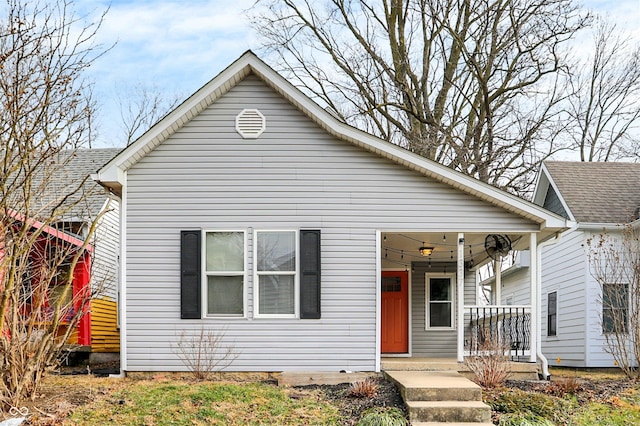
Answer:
255;231;297;317
602;283;628;334
425;273;455;329
204;231;245;317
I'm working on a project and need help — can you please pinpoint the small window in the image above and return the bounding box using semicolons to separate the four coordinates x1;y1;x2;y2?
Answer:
602;283;628;334
204;231;245;317
547;291;557;337
255;231;297;317
425;273;455;329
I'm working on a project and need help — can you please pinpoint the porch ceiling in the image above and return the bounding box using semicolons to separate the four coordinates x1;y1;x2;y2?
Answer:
381;232;530;270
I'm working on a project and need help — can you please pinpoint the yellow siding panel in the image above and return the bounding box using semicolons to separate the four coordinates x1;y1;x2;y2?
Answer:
90;297;120;353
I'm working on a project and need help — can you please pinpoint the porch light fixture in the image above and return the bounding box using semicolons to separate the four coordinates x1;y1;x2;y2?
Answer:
419;246;434;256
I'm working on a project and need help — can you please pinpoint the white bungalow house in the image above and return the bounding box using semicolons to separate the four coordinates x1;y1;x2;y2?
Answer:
501;161;640;368
93;51;568;375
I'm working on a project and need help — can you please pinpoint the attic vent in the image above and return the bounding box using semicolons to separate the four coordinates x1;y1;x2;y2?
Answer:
235;109;266;139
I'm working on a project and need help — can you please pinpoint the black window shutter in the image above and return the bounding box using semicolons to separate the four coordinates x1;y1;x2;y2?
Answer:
180;230;201;319
300;230;321;319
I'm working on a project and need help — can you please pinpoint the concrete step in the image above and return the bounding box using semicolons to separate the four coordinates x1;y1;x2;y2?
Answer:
407;400;492;424
385;371;482;402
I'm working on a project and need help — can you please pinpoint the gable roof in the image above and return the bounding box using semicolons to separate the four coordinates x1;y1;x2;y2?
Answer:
534;161;640;224
94;50;567;236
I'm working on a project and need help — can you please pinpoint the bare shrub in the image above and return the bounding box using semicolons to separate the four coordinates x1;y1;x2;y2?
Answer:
171;326;239;381
348;378;380;398
465;332;511;388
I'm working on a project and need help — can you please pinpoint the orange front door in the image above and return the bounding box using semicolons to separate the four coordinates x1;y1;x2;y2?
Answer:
381;270;409;353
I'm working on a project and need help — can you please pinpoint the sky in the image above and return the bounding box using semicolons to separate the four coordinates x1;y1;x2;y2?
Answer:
78;0;640;148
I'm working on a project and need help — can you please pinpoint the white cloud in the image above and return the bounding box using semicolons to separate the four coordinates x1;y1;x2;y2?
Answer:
76;0;640;147
78;0;258;146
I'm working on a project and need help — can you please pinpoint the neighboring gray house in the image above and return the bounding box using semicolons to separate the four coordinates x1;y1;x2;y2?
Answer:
502;161;640;368
94;51;567;374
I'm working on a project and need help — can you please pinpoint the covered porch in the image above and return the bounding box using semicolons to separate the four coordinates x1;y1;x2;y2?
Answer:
378;231;546;373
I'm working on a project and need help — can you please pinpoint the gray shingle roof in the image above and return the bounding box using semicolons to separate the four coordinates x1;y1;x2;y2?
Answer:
544;161;640;223
35;148;121;221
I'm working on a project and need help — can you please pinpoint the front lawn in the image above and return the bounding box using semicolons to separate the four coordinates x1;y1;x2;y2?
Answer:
2;367;638;425
68;379;339;425
2;374;404;425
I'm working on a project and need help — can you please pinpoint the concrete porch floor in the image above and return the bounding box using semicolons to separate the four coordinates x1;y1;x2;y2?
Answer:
382;357;539;380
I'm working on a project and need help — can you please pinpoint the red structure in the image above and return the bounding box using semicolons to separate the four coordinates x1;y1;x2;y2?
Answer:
3;209;93;346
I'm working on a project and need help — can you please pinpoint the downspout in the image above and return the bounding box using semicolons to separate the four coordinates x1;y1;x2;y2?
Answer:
536;232;561;380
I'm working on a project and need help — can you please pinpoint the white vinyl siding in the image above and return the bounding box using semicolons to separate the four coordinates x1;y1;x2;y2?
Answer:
123;74;544;372
540;228;589;367
91;199;119;300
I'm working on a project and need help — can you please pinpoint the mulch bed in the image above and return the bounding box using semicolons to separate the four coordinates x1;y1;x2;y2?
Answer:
298;377;408;425
505;376;637;403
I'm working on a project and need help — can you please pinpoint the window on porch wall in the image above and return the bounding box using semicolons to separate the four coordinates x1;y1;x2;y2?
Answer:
426;273;455;329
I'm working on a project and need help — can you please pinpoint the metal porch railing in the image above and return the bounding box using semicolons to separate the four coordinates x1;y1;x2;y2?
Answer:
464;305;531;361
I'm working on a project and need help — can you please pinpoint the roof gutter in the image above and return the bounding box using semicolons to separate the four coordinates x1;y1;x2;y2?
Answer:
577;222;623;231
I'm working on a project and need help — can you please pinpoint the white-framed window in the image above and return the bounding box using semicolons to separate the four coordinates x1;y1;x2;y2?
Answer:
425;273;456;330
602;283;628;334
255;230;298;318
204;231;246;317
547;291;557;337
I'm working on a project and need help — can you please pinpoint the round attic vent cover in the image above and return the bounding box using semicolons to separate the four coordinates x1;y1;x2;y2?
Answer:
235;109;266;139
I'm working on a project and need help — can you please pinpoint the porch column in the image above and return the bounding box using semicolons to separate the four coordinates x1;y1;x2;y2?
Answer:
529;232;538;363
457;233;465;362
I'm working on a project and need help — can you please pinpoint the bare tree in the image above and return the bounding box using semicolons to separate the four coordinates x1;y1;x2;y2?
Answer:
117;82;181;145
252;0;589;195
0;0;106;407
564;18;640;162
586;223;640;379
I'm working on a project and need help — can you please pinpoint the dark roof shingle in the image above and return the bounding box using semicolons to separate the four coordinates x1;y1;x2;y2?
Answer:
35;148;121;221
544;161;640;223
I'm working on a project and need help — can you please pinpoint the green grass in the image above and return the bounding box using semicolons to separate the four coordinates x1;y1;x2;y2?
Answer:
571;387;640;425
68;380;340;425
